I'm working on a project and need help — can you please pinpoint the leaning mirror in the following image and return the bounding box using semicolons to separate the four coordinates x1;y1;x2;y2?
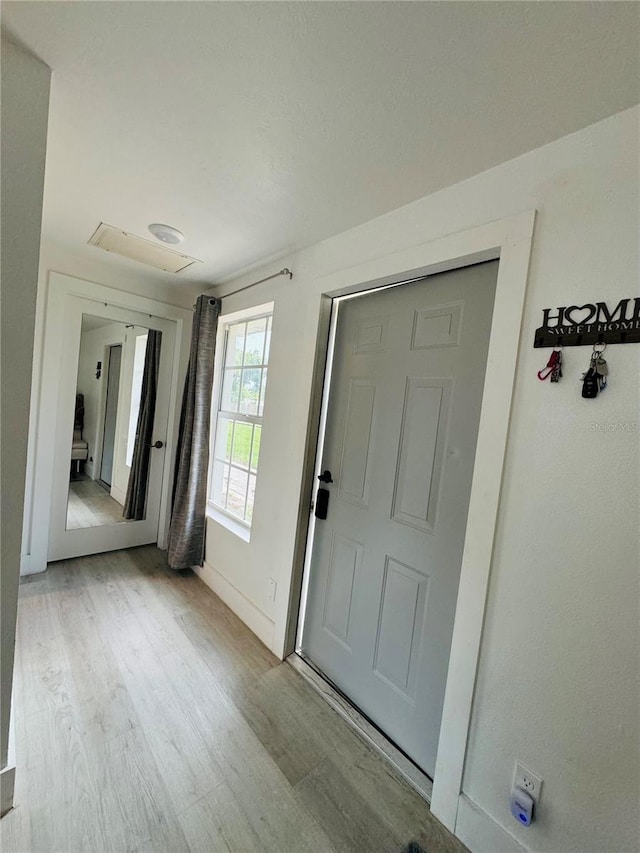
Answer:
67;314;162;530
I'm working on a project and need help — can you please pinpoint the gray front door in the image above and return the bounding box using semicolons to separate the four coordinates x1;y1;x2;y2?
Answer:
301;262;498;777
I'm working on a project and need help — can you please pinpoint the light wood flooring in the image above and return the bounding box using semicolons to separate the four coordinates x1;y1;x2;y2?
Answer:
66;476;127;530
1;546;468;853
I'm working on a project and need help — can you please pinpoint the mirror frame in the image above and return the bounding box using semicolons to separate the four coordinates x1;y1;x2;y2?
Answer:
23;273;192;574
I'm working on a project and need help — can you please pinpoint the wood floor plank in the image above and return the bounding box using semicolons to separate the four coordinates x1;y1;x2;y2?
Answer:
158;652;336;851
16;629;75;716
90;726;190;853
21;703;106;853
0;802;31;853
63;614;140;744
225;666;327;786
174;606;278;691
176;783;264;853
295;756;402;853
201;717;337;853
142;716;226;816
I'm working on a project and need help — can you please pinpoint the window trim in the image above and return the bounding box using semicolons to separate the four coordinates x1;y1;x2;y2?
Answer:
207;301;274;538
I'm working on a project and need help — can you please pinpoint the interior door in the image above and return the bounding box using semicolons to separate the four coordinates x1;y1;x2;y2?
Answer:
301;261;498;777
99;344;122;487
48;298;176;562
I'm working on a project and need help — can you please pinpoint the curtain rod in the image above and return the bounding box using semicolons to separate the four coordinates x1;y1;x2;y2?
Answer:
195;268;293;308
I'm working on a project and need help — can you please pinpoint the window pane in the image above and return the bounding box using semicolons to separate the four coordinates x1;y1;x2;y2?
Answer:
231;422;252;469
244;318;266;366
239;368;261;415
215;417;234;462
250;424;261;473
227;467;248;519
258;367;268;417
227;322;246;367
246;474;257;522
211;460;229;507
221;368;241;412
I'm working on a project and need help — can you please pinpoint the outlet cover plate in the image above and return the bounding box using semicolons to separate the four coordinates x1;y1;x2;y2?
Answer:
514;761;543;805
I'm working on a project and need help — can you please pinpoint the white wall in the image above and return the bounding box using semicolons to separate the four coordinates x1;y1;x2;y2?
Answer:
202;107;639;853
0;37;51;809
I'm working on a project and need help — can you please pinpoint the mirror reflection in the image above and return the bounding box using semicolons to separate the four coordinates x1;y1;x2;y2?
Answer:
67;314;162;530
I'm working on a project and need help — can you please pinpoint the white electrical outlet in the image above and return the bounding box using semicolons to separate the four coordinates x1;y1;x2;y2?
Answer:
514;761;543;804
268;578;277;602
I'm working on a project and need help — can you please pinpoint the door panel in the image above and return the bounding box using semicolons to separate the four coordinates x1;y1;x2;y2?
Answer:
302;262;498;777
392;378;451;532
338;380;377;507
322;532;362;648
373;556;430;698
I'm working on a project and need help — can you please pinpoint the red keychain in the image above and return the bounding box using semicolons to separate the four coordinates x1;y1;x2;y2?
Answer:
538;347;562;383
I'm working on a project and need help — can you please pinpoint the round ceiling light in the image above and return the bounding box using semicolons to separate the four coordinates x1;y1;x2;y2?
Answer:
148;223;184;245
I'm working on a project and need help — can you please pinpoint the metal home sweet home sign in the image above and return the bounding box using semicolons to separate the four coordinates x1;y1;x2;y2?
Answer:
534;298;640;347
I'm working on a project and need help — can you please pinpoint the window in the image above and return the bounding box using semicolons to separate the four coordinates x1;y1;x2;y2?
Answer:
210;312;272;526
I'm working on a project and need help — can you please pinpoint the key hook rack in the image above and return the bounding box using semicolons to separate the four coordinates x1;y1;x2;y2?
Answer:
533;296;640;348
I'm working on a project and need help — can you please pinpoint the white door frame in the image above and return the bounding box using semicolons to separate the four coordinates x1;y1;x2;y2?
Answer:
288;211;536;834
24;272;192;575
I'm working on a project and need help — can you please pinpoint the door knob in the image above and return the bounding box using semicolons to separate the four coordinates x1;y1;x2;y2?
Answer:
150;440;164;449
317;470;333;483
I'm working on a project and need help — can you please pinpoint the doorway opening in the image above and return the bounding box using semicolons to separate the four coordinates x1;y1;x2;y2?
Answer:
296;260;499;793
281;212;534;831
99;343;122;489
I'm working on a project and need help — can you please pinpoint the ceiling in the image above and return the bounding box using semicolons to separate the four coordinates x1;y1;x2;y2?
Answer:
2;2;639;288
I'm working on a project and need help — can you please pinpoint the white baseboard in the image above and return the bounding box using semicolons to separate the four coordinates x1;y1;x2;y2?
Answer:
196;561;275;652
1;698;16;816
0;764;15;817
455;794;527;853
20;553;46;576
111;485;126;506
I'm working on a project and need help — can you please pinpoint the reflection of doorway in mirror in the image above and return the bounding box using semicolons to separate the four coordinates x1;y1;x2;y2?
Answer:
67;315;156;531
100;343;122;488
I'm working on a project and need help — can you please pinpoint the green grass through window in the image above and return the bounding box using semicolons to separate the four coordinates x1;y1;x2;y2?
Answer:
226;423;261;470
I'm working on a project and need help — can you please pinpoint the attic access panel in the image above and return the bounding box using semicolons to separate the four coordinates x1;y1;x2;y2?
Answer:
88;223;202;273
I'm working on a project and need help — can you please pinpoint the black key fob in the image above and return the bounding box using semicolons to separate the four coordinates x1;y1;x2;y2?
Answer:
582;368;599;398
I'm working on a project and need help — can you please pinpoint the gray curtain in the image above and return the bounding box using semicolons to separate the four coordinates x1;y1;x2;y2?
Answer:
123;329;162;520
168;295;221;569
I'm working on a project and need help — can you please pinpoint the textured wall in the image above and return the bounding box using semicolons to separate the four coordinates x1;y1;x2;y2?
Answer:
204;107;639;852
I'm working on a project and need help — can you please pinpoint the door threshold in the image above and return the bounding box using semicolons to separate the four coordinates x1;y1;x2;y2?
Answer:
287;652;433;804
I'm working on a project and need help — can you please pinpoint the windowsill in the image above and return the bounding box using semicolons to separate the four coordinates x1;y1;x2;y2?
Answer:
206;501;251;543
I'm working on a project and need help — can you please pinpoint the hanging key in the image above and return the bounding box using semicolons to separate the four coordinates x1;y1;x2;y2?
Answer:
581;353;599;398
595;355;608;390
